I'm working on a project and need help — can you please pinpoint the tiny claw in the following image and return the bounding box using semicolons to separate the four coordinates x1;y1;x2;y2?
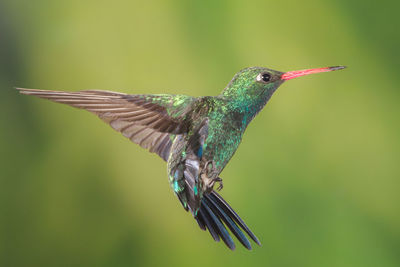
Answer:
215;177;223;191
217;183;223;191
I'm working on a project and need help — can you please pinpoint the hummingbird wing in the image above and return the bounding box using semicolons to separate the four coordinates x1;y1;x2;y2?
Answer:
17;88;196;161
175;118;209;214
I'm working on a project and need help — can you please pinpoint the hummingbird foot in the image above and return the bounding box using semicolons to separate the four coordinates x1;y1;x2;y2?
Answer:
214;177;223;191
201;175;223;193
201;161;223;192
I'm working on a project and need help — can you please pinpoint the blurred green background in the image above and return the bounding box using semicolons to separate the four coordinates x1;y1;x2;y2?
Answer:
1;0;399;266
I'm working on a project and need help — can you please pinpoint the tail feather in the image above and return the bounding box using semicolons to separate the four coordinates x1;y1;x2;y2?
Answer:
195;214;206;231
204;194;252;250
198;208;220;242
209;191;261;246
195;191;261;250
202;199;235;250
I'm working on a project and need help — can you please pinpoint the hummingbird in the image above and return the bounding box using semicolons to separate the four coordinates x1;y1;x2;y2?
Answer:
17;65;345;250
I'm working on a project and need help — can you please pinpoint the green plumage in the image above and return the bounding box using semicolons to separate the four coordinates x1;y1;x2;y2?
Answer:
166;68;284;214
17;65;345;250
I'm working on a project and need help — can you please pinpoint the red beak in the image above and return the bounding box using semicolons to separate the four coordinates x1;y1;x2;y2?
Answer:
281;66;346;81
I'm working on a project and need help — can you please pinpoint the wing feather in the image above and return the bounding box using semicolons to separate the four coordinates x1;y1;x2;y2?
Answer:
17;88;196;161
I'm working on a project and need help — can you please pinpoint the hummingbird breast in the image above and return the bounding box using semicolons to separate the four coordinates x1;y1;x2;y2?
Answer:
188;96;246;174
202;109;245;173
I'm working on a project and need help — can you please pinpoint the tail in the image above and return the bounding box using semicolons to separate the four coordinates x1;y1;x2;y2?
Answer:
195;191;261;250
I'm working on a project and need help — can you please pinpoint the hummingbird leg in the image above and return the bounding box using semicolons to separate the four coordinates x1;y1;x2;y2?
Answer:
207;176;223;191
204;160;215;175
201;160;223;192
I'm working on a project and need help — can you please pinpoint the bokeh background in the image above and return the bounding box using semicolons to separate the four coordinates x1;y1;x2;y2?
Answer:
1;0;399;266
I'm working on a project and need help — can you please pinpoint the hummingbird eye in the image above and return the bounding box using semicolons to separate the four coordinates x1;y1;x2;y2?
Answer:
256;72;271;83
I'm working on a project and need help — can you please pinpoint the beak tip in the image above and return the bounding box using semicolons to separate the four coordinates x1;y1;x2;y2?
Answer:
329;66;347;71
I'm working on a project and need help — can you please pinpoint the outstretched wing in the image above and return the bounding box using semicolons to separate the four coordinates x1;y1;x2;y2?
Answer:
17;88;196;161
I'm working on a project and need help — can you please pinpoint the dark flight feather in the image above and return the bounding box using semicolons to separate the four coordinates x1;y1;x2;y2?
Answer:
205;193;252;249
198;208;220;242
16;88;195;161
202;197;236;250
209;191;261;246
195;191;261;250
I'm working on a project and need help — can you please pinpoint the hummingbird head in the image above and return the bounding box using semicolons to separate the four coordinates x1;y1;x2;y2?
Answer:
221;67;284;104
221;65;346;113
